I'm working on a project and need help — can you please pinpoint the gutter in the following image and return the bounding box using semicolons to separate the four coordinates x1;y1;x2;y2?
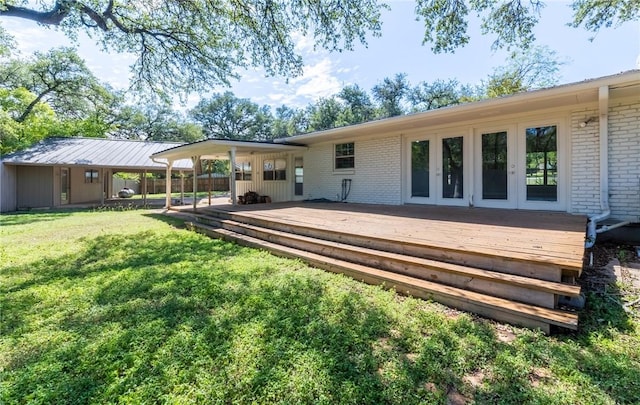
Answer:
585;85;634;250
585;86;611;249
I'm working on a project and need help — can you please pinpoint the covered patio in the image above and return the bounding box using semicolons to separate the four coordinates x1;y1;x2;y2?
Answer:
150;139;307;210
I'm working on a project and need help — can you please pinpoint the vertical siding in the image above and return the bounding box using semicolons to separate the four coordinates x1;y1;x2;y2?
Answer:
69;167;103;204
304;135;403;205
17;166;54;208
235;153;293;202
0;163;17;212
608;100;640;221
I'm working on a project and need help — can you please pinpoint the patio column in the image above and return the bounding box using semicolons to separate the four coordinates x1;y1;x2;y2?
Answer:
142;169;148;206
192;156;200;211
208;160;212;206
180;170;185;204
165;160;173;209
229;147;237;206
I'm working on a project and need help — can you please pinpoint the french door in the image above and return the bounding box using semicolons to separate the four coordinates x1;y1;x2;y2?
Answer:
406;133;468;206
406;119;566;211
473;126;517;208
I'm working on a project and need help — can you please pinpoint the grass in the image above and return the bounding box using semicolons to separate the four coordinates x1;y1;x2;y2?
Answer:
1;209;639;404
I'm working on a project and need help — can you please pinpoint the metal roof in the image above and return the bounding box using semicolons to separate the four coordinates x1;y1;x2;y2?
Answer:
1;137;193;170
151;139;307;161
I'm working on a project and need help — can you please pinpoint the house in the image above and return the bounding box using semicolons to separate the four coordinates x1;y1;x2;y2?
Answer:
0;137;193;212
150;70;640;332
152;70;639;232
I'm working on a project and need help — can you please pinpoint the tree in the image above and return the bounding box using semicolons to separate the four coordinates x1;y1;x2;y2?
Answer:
272;105;308;139
0;1;385;96
483;46;565;98
414;0;639;53
0;25;14;57
0;47;105;122
190;92;273;141
372;73;410;118
338;85;376;125
408;79;472;112
0;88;57;154
307;97;346;131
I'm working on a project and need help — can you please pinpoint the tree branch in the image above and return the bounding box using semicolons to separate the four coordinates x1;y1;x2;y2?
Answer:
0;2;71;25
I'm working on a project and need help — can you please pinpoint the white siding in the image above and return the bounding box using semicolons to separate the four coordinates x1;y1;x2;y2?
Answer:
0;163;17;212
608;100;640;221
304;135;403;204
236;153;293;202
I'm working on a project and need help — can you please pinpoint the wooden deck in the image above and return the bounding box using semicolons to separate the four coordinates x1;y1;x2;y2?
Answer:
171;202;587;333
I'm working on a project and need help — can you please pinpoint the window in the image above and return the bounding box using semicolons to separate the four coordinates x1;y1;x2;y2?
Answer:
235;161;252;181
335;142;355;170
84;169;99;183
263;158;287;181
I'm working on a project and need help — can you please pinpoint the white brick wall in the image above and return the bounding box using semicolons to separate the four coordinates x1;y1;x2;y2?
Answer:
608;101;640;221
304;135;403;205
571;101;640;222
571;108;600;215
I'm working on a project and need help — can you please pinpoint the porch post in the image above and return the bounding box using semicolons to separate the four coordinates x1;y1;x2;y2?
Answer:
229;147;237;206
180;170;185;204
165;160;173;209
208;160;212;206
192;156;200;211
142;169;148;206
100;168;105;205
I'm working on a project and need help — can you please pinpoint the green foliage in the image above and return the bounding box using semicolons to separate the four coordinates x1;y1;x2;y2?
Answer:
190;92;274;140
0;0;385;97
484;46;565;98
372;73;411;118
0;88;58;154
571;0;639;31
1;210;639;404
414;0;637;53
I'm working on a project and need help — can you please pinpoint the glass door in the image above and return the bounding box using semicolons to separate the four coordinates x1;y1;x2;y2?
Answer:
474;128;516;208
517;122;566;210
60;167;69;205
406;136;435;204
437;135;467;206
293;156;304;199
406;134;468;206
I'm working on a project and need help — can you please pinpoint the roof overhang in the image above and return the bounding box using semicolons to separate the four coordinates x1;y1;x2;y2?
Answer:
275;70;640;145
151;139;308;161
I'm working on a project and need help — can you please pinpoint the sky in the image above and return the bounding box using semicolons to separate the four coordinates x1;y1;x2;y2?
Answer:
2;0;639;110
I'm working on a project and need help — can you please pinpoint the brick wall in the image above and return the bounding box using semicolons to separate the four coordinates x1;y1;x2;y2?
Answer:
608;100;640;221
304;135;403;205
571;101;640;222
570;108;600;215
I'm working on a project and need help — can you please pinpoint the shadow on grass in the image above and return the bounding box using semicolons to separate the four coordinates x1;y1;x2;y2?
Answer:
0;210;78;227
1;227;639;404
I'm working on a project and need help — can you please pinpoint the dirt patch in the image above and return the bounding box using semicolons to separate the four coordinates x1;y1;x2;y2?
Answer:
581;242;640;318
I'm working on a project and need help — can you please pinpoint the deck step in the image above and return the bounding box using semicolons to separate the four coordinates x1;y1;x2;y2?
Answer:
192;215;580;310
188;221;578;334
196;208;570;282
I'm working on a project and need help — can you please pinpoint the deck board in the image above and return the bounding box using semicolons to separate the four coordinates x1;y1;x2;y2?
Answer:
187;201;586;272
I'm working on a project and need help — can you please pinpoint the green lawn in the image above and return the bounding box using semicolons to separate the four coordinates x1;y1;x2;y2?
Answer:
1;209;638;404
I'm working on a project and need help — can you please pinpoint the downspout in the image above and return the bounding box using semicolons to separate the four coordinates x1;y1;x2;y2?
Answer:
585;86;610;248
